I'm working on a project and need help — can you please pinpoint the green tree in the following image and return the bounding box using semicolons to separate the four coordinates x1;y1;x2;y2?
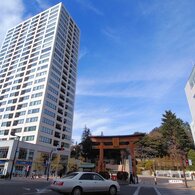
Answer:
80;126;93;161
136;111;194;160
70;144;81;159
187;149;195;171
135;128;164;159
161;110;192;157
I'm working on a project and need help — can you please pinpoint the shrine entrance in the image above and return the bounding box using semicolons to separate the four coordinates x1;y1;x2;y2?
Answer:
90;134;144;175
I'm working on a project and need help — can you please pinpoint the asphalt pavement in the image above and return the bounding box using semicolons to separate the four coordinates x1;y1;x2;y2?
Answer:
1;176;195;195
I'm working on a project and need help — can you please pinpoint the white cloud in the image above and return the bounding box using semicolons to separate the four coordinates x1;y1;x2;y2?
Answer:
101;27;120;42
72;108;153;143
35;0;51;10
79;47;89;61
73;108;112;130
76;57;190;100
75;0;104;16
0;0;24;45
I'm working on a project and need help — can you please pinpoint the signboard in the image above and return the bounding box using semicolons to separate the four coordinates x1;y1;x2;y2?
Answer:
112;138;119;148
169;180;183;184
16;160;32;165
189;159;192;166
0;160;8;164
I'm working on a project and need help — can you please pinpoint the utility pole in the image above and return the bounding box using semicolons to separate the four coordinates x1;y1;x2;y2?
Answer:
46;146;64;181
9;133;20;179
46;149;55;181
181;152;188;188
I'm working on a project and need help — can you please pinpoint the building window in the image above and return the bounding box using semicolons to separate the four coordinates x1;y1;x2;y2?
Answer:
18;148;27;160
28;150;34;160
40;126;53;135
0;130;9;135
11;128;22;133
29;100;41;106
26;117;38;123
13;119;24;126
1;121;11;127
22;136;35;141
28;108;40;114
39;136;52;144
0;147;9;158
15;111;26;118
42;117;54;126
44;109;55;118
3;113;13;119
17;103;28;110
31;92;43;98
33;85;44;91
24;126;36;132
45;101;56;110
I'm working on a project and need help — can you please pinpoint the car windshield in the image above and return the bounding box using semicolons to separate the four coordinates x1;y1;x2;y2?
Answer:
62;172;78;179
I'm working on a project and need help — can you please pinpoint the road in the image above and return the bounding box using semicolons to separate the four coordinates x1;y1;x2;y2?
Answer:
0;176;195;195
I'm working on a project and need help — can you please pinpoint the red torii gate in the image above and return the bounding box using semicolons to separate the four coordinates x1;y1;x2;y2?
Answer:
90;134;145;175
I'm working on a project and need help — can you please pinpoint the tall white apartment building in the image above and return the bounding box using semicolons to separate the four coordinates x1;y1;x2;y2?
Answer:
185;66;195;145
0;3;80;151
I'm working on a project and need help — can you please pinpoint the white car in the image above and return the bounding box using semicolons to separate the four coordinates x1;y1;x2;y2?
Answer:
50;172;120;195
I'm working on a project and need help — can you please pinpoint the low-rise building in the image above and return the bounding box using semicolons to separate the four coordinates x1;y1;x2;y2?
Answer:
0;140;68;177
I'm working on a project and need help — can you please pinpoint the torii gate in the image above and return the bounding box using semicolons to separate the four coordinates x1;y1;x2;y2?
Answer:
90;134;145;175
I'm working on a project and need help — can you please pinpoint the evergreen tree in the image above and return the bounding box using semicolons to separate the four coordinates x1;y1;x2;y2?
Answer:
136;111;194;160
135;128;164;159
161;110;192;157
80;126;93;161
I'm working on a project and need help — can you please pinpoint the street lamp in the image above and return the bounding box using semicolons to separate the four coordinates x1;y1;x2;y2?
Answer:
46;146;64;181
46;148;55;181
180;151;188;188
9;132;20;179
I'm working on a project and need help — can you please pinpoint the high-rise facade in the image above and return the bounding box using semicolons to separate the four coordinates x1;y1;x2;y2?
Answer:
0;3;80;152
185;66;195;145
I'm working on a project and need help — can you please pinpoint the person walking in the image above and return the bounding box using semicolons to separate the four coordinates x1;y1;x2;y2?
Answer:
129;173;135;184
154;173;157;185
31;170;35;179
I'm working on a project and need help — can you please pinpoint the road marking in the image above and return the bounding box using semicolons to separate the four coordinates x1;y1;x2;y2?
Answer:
36;189;52;193
154;187;162;195
132;185;141;195
23;189;52;194
169;180;183;183
23;187;31;191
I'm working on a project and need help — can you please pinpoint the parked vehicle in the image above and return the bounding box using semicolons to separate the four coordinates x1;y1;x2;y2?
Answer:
50;172;120;195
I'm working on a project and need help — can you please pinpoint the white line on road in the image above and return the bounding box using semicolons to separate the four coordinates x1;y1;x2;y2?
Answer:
132;185;141;195
23;187;31;191
154;187;162;195
23;189;52;194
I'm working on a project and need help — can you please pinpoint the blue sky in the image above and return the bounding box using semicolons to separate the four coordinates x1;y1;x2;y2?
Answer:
0;0;195;143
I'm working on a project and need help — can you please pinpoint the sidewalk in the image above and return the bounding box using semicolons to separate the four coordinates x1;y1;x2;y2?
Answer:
117;177;195;190
187;180;195;189
0;176;53;183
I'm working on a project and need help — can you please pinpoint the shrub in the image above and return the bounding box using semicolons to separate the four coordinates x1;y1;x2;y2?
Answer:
99;171;110;179
117;171;129;180
123;171;129;180
117;171;123;180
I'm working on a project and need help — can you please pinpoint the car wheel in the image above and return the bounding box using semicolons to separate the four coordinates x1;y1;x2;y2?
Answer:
109;185;117;195
71;187;82;195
